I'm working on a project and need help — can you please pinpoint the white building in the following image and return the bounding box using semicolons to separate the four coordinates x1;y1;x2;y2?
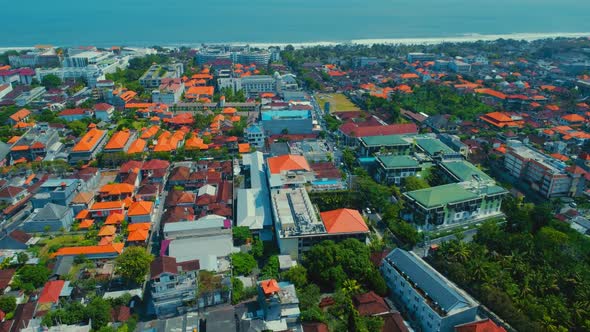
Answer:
150;256;200;318
381;249;479;332
152;78;184;105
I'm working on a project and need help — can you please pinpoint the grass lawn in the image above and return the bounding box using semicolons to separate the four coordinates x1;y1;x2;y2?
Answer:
38;235;97;262
316;93;361;113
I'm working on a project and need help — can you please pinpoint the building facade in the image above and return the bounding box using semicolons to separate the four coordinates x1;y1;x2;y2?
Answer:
381;249;478;332
150;256;200;318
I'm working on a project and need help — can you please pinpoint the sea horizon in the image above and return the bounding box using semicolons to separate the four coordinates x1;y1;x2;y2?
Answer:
2;31;589;52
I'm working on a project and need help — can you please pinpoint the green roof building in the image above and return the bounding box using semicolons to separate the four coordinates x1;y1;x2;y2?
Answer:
375;155;422;185
440;160;492;183
403;182;507;230
359;134;412;157
415;138;463;160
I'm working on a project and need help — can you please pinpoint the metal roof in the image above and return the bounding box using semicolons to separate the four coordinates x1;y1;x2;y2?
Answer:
386;249;476;313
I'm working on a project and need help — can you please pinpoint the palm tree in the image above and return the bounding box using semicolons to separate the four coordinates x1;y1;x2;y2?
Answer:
342;279;361;297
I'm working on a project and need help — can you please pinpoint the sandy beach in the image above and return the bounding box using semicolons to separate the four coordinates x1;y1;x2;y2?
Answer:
1;32;589;52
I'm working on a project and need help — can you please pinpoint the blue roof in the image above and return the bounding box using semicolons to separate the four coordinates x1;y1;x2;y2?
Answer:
261;110;311;120
246;124;263;134
41;178;78;188
386;249;473;313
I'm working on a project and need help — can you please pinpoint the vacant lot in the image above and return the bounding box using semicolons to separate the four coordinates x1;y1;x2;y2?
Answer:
316;93;361;113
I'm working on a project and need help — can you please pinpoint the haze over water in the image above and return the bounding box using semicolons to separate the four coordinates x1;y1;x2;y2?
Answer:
3;0;590;47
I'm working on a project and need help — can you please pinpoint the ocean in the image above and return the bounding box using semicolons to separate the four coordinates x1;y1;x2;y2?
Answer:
2;0;590;47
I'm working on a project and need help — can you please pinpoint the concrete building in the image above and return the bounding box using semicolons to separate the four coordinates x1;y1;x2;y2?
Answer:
150;256;200;318
244;124;265;149
165;215;233;272
244;279;300;331
93;103;115;121
266;154;315;188
32;178;79;209
407;53;436;62
261;110;313;136
415;137;463;161
375;155;422;185
139;63;184;88
237;152;273;238
381;249;478;332
449;61;472;74
237;51;271;65
272;187;368;259
504;140;583;198
15;87;46;106
9;125;60;162
22;203;74;233
152;78;185;105
218;76;278;96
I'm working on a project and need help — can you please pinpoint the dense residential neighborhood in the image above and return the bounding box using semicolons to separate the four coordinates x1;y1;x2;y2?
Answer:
0;37;589;331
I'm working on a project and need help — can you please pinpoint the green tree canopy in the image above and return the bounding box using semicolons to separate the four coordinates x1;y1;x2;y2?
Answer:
231;252;257;276
41;74;62;89
114;247;153;285
0;295;16;313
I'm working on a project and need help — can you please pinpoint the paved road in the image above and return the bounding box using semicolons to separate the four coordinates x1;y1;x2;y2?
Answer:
148;190;168;256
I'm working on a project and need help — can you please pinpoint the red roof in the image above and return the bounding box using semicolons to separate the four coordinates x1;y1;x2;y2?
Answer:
94;103;114;111
339;123;417;138
58;108;87;116
320;208;369;234
267;155;311;174
353;291;389;316
260;279;280;295
38;280;65;304
455;319;507;332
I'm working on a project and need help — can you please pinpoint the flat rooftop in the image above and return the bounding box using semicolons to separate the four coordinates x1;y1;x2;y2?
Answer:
508;142;566;174
271;187;325;237
261;110;311;120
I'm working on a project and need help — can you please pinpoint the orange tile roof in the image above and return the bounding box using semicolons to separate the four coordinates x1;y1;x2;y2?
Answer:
184;136;209;150
141;125;160;139
561;114;585;123
98;225;117;236
238;143;251;153
90;201;125;211
475;88;507;100
98;236;114;246
546;104;560;111
127;229;149;242
11;145;29;151
100;183;135;196
105;130;132;150
320;208;369;234
7;136;20;144
9;109;30;122
400;73;419;79
186;86;214;99
540;85;556;91
260;279;280;295
24;173;36;185
75;209;90;220
72;128;106;152
230;115;241;122
104;213;125;225
127;138;147;154
550;153;569;162
52;243;124;258
128;201;153;216
126;103;155;109
128;222;151;232
267;155;311;174
119;90;137;102
78;219;94;229
14;122;34;129
222;107;237;114
123;196;134;207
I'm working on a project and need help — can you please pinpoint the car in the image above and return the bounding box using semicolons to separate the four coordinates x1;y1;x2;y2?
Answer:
365;207;371;214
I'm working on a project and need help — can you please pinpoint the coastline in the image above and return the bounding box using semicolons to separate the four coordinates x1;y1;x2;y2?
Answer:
1;32;589;52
